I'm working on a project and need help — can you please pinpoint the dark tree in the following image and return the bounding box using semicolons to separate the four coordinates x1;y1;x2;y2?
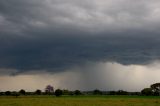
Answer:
93;89;102;95
5;91;11;96
62;89;70;95
116;90;128;95
35;89;42;95
0;92;4;96
12;92;20;97
74;90;82;95
19;89;26;95
141;88;153;96
151;83;160;95
55;89;63;97
109;91;116;95
69;91;74;96
45;85;54;94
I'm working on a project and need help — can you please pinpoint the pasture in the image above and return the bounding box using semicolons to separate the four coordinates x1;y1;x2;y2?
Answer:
0;95;160;106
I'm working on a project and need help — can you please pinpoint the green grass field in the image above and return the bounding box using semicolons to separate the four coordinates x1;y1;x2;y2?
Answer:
0;95;160;106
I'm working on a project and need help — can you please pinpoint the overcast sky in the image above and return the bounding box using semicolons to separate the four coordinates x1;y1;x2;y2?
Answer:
1;0;160;91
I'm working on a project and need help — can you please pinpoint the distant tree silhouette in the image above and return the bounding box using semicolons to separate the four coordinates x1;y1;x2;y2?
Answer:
93;89;102;95
35;89;42;95
0;92;4;96
74;90;82;95
69;91;74;96
116;90;128;95
55;89;62;97
5;91;11;96
62;89;70;95
19;89;26;95
12;91;20;97
45;85;54;94
141;88;153;96
109;91;116;95
151;83;160;95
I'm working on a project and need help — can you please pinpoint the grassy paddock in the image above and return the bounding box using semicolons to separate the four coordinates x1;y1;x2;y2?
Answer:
0;95;160;106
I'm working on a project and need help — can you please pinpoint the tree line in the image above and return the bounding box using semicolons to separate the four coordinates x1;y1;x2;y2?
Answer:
141;83;160;96
0;83;160;97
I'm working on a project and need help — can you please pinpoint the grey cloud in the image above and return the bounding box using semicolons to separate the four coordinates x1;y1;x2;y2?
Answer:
0;35;160;74
0;0;160;74
1;0;160;34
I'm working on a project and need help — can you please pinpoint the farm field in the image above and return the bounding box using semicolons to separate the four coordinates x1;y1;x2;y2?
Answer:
0;95;160;106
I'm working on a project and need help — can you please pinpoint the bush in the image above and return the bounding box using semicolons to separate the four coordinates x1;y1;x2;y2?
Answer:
0;92;4;96
116;90;128;95
55;89;63;97
109;91;116;95
35;89;42;95
74;90;82;95
5;91;11;96
141;88;153;96
11;92;20;97
19;89;26;95
93;89;102;95
69;91;74;96
62;89;70;95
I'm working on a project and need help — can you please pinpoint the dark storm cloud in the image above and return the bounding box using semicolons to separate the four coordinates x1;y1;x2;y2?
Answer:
1;35;160;73
1;0;160;74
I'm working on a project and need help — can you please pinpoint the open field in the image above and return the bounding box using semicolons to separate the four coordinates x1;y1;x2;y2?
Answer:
0;95;160;106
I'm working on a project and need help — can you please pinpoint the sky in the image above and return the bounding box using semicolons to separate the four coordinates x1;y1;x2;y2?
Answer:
1;0;160;92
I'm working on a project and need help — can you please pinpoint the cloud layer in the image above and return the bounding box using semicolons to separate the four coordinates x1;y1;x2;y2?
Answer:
0;35;160;73
1;0;160;90
1;0;160;34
